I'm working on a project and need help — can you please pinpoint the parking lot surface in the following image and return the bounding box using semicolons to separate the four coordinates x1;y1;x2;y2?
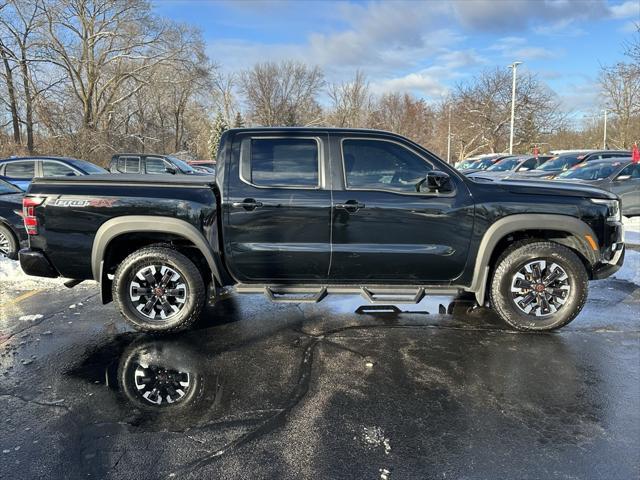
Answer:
1;250;638;479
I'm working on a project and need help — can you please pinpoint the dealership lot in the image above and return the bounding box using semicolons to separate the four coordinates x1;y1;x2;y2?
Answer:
0;239;638;479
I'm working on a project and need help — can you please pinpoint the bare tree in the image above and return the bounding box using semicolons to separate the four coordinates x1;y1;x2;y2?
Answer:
212;71;237;125
600;62;640;148
452;68;563;157
327;70;371;127
41;0;182;131
0;0;48;152
239;60;324;126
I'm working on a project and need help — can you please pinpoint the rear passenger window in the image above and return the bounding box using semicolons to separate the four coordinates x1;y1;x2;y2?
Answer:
117;157;140;173
5;161;35;179
243;138;319;188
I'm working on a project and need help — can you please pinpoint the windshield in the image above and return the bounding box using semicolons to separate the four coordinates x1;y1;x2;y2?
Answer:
471;158;496;170
66;159;107;174
0;178;21;194
487;158;520;171
457;160;475;170
558;162;622;180
167;156;196;174
537;154;581;171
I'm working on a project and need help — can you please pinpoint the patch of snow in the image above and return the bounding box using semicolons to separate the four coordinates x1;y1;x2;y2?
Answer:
623;216;640;246
380;468;391;480
362;426;391;455
18;314;43;322
613;248;640;285
0;256;89;294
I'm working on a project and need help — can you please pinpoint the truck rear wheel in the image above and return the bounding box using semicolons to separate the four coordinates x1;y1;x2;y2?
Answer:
113;246;205;333
489;241;588;331
0;224;18;259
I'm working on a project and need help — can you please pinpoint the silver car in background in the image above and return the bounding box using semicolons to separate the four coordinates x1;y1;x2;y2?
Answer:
554;159;640;216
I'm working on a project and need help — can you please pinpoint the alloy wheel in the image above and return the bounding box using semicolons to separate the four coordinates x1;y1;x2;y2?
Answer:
510;259;571;317
129;265;188;321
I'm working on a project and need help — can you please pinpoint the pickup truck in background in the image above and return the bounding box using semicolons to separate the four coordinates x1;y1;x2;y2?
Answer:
19;128;625;333
109;153;209;176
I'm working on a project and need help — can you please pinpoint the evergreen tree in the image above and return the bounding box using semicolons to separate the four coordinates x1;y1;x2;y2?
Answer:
233;111;245;128
208;112;228;159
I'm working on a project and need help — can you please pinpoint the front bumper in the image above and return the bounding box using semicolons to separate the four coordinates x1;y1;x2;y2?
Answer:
592;244;625;280
18;249;59;278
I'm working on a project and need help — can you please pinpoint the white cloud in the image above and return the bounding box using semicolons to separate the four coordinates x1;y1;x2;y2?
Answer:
610;1;640;19
370;49;485;99
488;37;562;61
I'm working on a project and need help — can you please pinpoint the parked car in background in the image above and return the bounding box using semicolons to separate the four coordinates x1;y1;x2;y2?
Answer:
187;160;216;174
109;154;210;176
0;177;26;258
460;154;514;174
467;155;552;181
455;158;477;170
517;150;631;180
555;159;640;216
0;156;107;190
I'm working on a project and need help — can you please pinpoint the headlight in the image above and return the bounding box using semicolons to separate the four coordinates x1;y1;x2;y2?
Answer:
591;198;621;222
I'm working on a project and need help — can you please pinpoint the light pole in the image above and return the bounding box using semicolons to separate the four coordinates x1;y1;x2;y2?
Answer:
508;61;523;154
447;104;452;163
602;109;607;149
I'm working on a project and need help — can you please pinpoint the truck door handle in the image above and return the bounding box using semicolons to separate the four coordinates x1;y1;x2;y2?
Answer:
232;199;263;211
335;200;365;213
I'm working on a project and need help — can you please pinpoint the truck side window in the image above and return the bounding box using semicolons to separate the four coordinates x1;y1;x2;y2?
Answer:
5;160;35;179
117;157;140;173
246;138;319;188
342;139;432;193
145;157;168;174
43;161;78;177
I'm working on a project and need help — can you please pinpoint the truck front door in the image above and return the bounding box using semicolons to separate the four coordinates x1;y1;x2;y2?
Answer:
329;135;475;282
223;133;331;282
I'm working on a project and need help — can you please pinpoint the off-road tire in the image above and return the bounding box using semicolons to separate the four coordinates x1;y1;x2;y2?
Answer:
113;246;205;333
489;241;588;331
0;224;18;259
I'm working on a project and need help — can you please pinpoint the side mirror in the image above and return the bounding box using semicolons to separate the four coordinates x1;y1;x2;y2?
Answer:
615;174;631;181
165;166;177;175
423;170;452;193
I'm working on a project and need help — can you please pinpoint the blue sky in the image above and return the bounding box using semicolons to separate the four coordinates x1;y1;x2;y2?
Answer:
153;0;639;119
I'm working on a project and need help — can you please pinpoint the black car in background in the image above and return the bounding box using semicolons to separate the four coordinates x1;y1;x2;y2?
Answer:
0;156;107;191
517;150;631;180
0;178;26;259
109;154;209;176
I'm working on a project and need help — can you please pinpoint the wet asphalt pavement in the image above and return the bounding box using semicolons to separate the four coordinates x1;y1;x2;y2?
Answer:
1;261;639;479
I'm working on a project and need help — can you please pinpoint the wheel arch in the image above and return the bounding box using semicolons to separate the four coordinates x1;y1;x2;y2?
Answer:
92;216;223;303
468;214;599;306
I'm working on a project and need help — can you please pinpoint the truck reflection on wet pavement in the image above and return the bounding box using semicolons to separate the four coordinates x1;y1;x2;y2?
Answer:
1;284;639;479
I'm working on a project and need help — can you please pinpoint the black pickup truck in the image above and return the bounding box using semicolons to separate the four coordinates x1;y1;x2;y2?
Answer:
19;128;625;333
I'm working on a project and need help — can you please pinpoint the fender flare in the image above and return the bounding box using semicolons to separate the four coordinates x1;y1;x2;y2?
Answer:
92;215;222;284
467;214;599;306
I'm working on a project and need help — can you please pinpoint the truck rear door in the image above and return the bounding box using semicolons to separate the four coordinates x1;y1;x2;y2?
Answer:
223;132;331;282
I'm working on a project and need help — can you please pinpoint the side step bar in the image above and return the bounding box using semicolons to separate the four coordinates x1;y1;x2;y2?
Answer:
234;284;461;304
264;286;327;303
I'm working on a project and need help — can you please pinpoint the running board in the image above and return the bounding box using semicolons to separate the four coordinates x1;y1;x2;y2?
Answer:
234;284;461;304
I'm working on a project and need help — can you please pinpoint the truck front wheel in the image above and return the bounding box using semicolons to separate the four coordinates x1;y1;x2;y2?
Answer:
113;246;205;333
489;241;588;331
